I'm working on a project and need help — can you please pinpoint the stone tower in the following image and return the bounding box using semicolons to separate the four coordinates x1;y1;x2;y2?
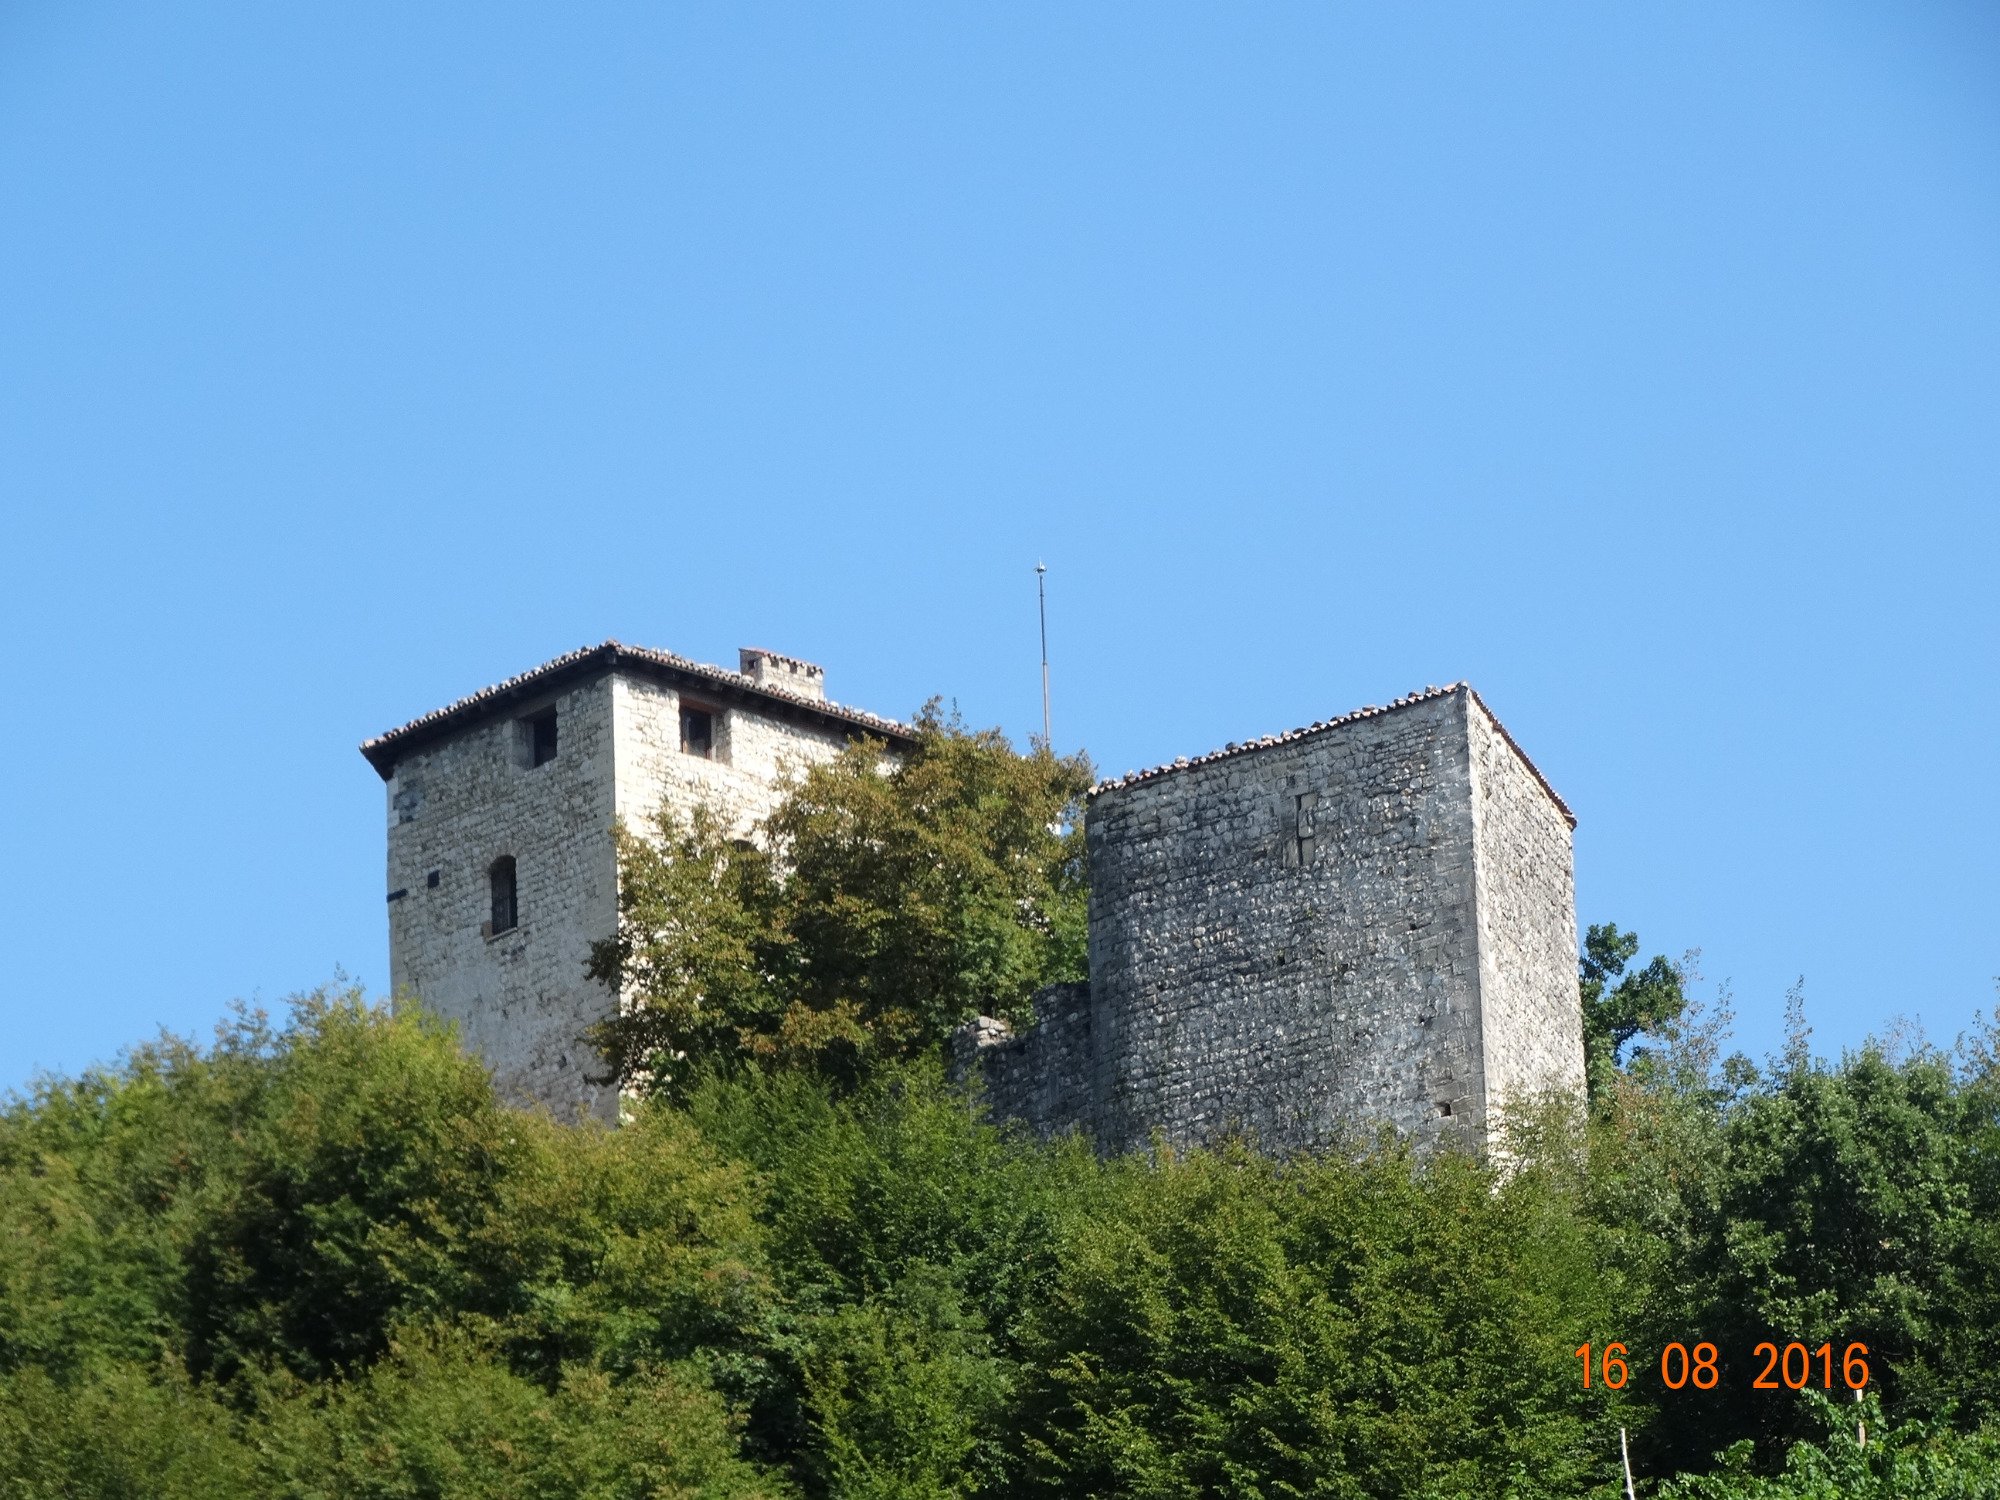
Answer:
360;642;914;1121
968;683;1583;1154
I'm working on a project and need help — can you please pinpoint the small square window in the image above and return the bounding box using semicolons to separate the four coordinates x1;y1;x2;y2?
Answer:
527;708;558;767
680;706;714;759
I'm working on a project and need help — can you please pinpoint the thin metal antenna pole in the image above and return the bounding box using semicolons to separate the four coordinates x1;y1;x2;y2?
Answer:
1036;562;1051;750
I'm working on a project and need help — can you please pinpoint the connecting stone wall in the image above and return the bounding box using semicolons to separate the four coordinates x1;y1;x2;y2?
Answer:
962;685;1582;1156
956;984;1093;1140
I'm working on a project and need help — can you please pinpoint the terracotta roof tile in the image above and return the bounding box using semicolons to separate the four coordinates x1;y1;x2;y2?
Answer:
1088;682;1575;828
359;640;915;779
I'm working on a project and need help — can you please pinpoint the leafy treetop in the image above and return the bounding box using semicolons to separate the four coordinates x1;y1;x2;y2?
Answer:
590;702;1092;1097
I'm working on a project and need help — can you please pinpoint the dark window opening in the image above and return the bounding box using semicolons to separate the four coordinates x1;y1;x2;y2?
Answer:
528;709;558;767
680;706;714;759
489;856;518;935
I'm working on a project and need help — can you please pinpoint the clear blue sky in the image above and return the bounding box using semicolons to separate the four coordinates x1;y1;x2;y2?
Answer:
3;2;1996;1091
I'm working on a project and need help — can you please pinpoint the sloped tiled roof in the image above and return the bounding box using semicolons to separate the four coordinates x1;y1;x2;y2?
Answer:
359;640;916;780
1089;682;1575;828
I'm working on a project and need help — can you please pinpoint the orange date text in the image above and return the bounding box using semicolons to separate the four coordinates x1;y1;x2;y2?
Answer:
1573;1341;1869;1392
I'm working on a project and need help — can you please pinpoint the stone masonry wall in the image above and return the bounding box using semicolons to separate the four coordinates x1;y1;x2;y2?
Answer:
612;673;853;841
386;674;622;1123
956;984;1094;1141
1466;696;1585;1136
1083;690;1490;1156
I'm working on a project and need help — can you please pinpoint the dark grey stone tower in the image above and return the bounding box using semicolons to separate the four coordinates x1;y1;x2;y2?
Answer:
965;684;1583;1155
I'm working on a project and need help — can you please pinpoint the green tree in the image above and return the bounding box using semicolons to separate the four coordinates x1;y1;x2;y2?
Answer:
1662;1045;1983;1469
475;1102;772;1382
1659;1398;2000;1500
0;1336;789;1500
177;991;519;1383
254;1324;785;1500
0;989;522;1387
685;1061;1088;1494
0;992;794;1498
798;1270;1010;1500
1580;922;1687;1103
593;704;1093;1093
1008;1141;1630;1500
1958;1011;2000;1433
0;1362;259;1500
1588;1011;2000;1480
586;805;790;1101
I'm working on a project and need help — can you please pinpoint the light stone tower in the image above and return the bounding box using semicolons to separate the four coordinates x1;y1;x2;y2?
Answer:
361;641;914;1121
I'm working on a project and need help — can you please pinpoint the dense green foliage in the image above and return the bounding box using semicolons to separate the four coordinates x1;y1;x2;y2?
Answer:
589;705;1092;1096
0;995;780;1498
1578;967;2000;1481
2;988;1999;1496
1658;1399;2000;1499
0;998;1638;1497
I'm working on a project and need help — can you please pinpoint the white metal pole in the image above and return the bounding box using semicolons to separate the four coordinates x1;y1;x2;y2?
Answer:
1036;562;1051;749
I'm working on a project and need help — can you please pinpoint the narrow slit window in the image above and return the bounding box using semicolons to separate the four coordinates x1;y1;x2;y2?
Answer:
1293;791;1319;869
489;856;518;935
528;709;558;767
680;706;714;759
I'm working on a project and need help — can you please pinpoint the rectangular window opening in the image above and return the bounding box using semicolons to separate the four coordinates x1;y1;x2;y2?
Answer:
488;856;518;935
680;705;715;759
527;708;558;767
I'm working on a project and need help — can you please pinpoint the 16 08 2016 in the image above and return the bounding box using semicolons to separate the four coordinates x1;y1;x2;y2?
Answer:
1573;1340;1870;1391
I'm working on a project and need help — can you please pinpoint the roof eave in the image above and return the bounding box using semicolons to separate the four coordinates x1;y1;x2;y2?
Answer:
1463;686;1576;829
358;641;916;781
1087;682;1576;831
